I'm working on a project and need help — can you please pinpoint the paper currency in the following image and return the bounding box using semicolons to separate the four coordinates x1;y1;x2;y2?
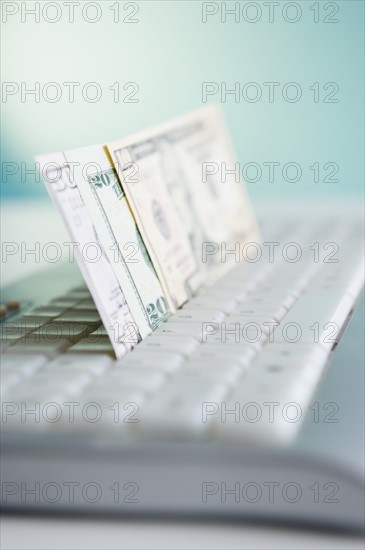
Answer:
64;145;170;335
37;152;138;358
107;106;260;297
166;106;260;279
37;106;260;356
107;134;205;311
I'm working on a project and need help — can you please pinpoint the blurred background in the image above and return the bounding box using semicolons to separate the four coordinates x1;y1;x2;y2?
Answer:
1;0;364;201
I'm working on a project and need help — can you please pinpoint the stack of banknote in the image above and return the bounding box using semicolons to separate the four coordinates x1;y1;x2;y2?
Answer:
37;106;259;358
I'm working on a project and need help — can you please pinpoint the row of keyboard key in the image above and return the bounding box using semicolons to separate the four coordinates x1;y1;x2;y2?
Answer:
1;225;364;443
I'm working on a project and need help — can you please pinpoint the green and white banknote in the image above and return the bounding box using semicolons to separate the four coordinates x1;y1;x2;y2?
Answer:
36;151;137;359
64;145;170;334
37;107;260;356
107;106;260;293
107;136;204;312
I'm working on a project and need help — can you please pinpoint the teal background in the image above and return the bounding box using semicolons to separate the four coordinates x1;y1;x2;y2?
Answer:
1;0;364;201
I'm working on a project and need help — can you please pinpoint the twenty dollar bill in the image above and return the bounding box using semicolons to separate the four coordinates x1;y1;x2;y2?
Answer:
37;151;137;358
64;145;170;336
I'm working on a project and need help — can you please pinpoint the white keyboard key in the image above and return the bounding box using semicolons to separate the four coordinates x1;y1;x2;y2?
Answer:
0;354;48;376
269;264;319;294
209;283;258;302
310;257;364;297
202;322;269;349
155;322;205;341
137;381;229;440
276;290;355;348
186;296;237;314
229;303;288;322
217;265;265;289
236;294;295;310
238;288;297;310
251;344;329;384
101;368;166;393
190;344;257;367
214;344;330;444
47;354;111;376
26;371;92;396
225;316;279;336
201;287;249;303
137;335;199;356
1;390;68;432
80;387;145;409
54;393;143;435
114;352;184;373
252;342;328;367
179;363;243;386
168;309;225;324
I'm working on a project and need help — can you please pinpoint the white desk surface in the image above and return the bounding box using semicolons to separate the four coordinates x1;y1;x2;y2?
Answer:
1;198;364;550
1;515;364;550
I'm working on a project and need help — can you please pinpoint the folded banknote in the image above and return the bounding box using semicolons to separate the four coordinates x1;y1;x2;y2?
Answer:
37;106;260;358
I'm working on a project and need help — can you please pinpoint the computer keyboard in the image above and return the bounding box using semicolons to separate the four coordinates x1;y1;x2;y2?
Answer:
1;218;364;445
